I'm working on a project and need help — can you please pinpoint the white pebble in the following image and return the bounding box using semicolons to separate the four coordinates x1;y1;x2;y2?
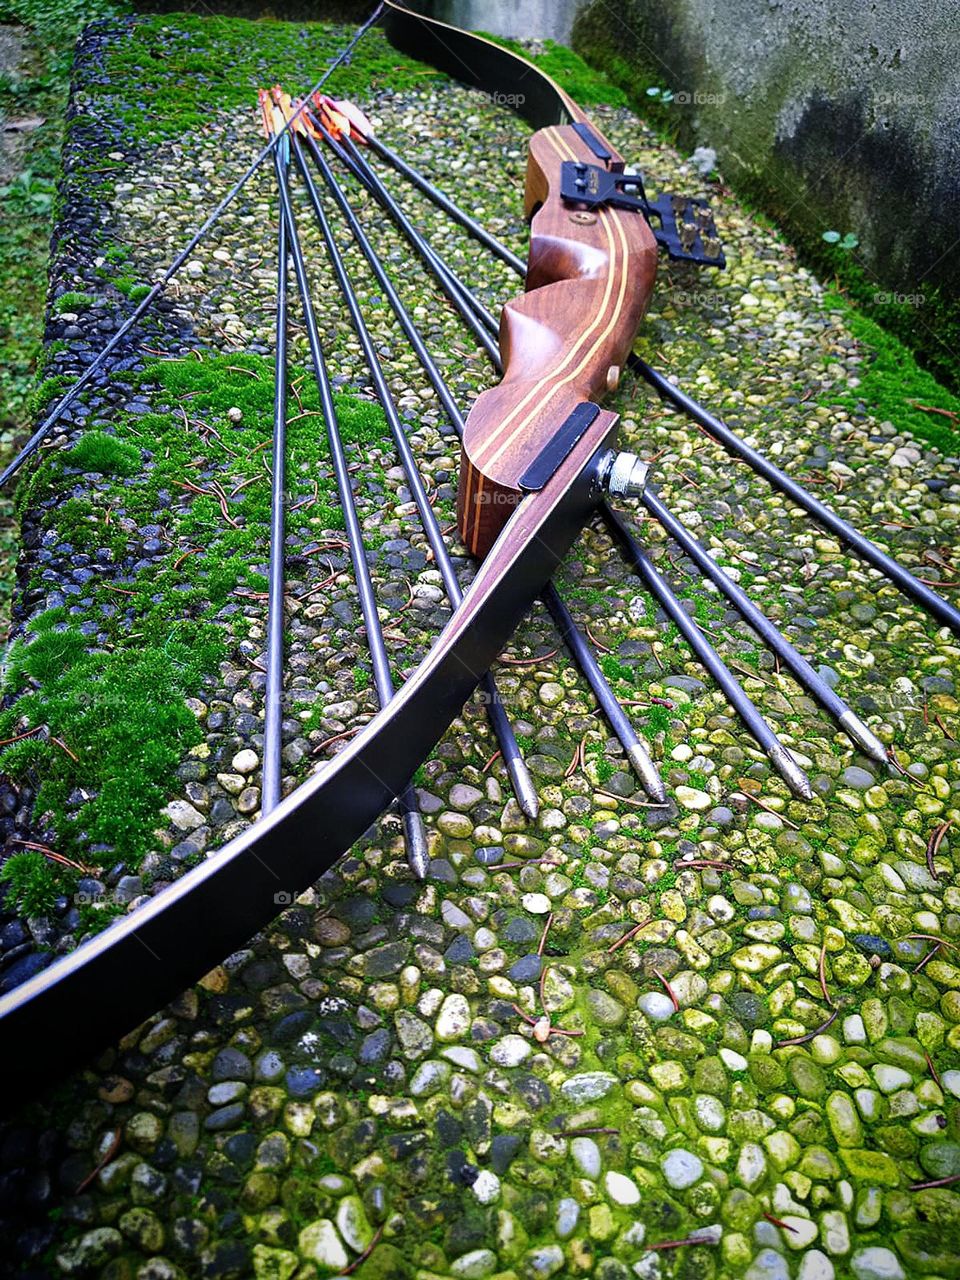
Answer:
571;1137;601;1178
231;748;258;774
440;1046;481;1074
798;1252;835;1280
471;1170;500;1204
694;1094;726;1132
842;1015;867;1044
604;1170;640;1205
720;1047;748;1071
489;1035;531;1068
872;1064;912;1093
781;1216;819;1249
521;893;551;914
661;1149;703;1190
638;992;675;1021
851;1247;905;1280
436;994;471;1042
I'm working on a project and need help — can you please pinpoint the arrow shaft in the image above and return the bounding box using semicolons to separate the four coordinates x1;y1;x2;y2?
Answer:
274;141;428;877
290;129;538;819
262;207;289;815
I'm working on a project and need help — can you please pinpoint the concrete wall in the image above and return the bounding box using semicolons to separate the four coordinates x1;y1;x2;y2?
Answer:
432;0;586;44
572;0;960;308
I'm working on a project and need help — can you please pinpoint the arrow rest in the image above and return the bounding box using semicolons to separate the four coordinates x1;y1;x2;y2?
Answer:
561;159;726;266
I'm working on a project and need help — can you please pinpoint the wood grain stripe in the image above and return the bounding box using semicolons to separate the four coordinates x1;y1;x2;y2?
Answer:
473;132;619;465
477;129;633;472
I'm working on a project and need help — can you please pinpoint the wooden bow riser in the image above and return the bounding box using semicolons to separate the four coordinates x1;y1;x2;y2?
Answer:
457;124;658;558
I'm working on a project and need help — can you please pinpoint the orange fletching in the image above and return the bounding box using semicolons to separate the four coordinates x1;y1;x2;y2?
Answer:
257;88;274;139
311;92;352;141
329;96;374;144
270;86;309;135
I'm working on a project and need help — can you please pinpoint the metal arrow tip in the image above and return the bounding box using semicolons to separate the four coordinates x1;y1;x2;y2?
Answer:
769;743;815;801
838;709;889;765
508;757;540;820
627;742;668;804
403;809;431;881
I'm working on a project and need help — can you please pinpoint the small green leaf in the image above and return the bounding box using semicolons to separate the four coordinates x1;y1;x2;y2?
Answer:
661;90;674;102
822;230;841;244
840;233;859;249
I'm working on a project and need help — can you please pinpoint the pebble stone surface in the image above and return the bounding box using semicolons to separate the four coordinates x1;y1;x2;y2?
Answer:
1;14;960;1280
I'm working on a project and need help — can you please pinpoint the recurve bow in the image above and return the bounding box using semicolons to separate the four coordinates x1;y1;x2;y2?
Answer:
0;3;672;1093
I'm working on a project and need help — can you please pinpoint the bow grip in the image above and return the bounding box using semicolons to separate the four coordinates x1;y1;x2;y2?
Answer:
456;122;658;559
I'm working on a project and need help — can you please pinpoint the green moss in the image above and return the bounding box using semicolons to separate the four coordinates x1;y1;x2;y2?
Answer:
481;32;629;108
4;615;206;866
92;13;448;146
819;290;960;454
66;430;141;476
52;291;95;314
584;738;616;785
599;653;636;686
90;266;150;302
0;850;60;917
24;374;73;427
5;624;86;685
644;702;672;736
0;737;56;780
7;354;391;891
